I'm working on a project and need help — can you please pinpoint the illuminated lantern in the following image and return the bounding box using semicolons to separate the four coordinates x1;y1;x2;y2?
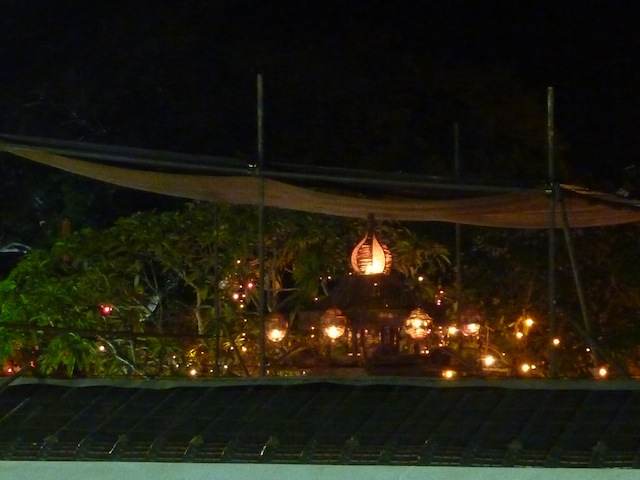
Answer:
321;308;347;339
459;306;482;336
463;323;481;336
404;308;433;339
350;214;392;275
482;355;496;367
266;313;288;342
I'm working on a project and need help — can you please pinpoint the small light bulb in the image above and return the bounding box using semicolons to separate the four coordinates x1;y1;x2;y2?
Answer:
483;355;496;367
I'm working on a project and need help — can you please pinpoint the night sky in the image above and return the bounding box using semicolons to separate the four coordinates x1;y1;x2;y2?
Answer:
1;0;640;184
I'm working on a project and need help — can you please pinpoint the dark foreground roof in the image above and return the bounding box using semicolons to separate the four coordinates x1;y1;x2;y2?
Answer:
0;378;639;468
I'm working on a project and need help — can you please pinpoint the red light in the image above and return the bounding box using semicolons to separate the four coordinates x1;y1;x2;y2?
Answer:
100;305;114;315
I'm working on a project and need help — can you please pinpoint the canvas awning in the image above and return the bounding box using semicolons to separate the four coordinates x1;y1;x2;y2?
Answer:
2;136;640;229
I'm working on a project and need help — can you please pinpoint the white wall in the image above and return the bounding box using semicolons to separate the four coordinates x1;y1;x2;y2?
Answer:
0;462;637;480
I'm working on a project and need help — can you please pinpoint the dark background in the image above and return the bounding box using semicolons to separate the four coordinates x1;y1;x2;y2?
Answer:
1;1;639;190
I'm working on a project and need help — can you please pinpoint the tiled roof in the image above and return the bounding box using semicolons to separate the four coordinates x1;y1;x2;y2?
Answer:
0;378;639;468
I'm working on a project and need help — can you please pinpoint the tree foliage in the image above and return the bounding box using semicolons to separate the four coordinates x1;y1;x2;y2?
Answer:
0;203;449;377
460;223;640;378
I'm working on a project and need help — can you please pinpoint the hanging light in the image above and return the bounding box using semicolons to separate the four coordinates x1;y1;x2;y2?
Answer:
404;308;433;339
459;306;483;336
266;313;288;342
350;214;392;275
482;355;496;367
321;308;347;339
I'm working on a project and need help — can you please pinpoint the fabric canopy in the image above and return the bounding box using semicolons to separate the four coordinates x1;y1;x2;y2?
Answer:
3;140;640;229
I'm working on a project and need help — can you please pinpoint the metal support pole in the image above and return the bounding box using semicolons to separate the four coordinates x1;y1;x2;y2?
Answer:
256;74;267;376
547;87;558;378
559;200;628;377
213;204;221;375
558;200;595;357
454;123;462;313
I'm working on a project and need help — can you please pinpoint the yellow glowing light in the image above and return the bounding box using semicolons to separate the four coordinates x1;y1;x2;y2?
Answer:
598;367;608;378
232;293;240;300
482;355;496;367
367;260;383;274
321;308;347;339
521;363;531;373
325;325;346;339
350;217;392;275
552;338;560;346
447;326;459;335
442;369;456;379
98;345;106;352
515;331;524;339
465;323;480;334
405;308;433;339
418;276;424;282
524;318;534;328
189;368;197;376
267;328;286;342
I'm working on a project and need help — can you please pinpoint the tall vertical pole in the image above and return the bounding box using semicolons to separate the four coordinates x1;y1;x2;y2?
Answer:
257;74;267;376
454;123;462;314
547;87;558;378
213;204;221;375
